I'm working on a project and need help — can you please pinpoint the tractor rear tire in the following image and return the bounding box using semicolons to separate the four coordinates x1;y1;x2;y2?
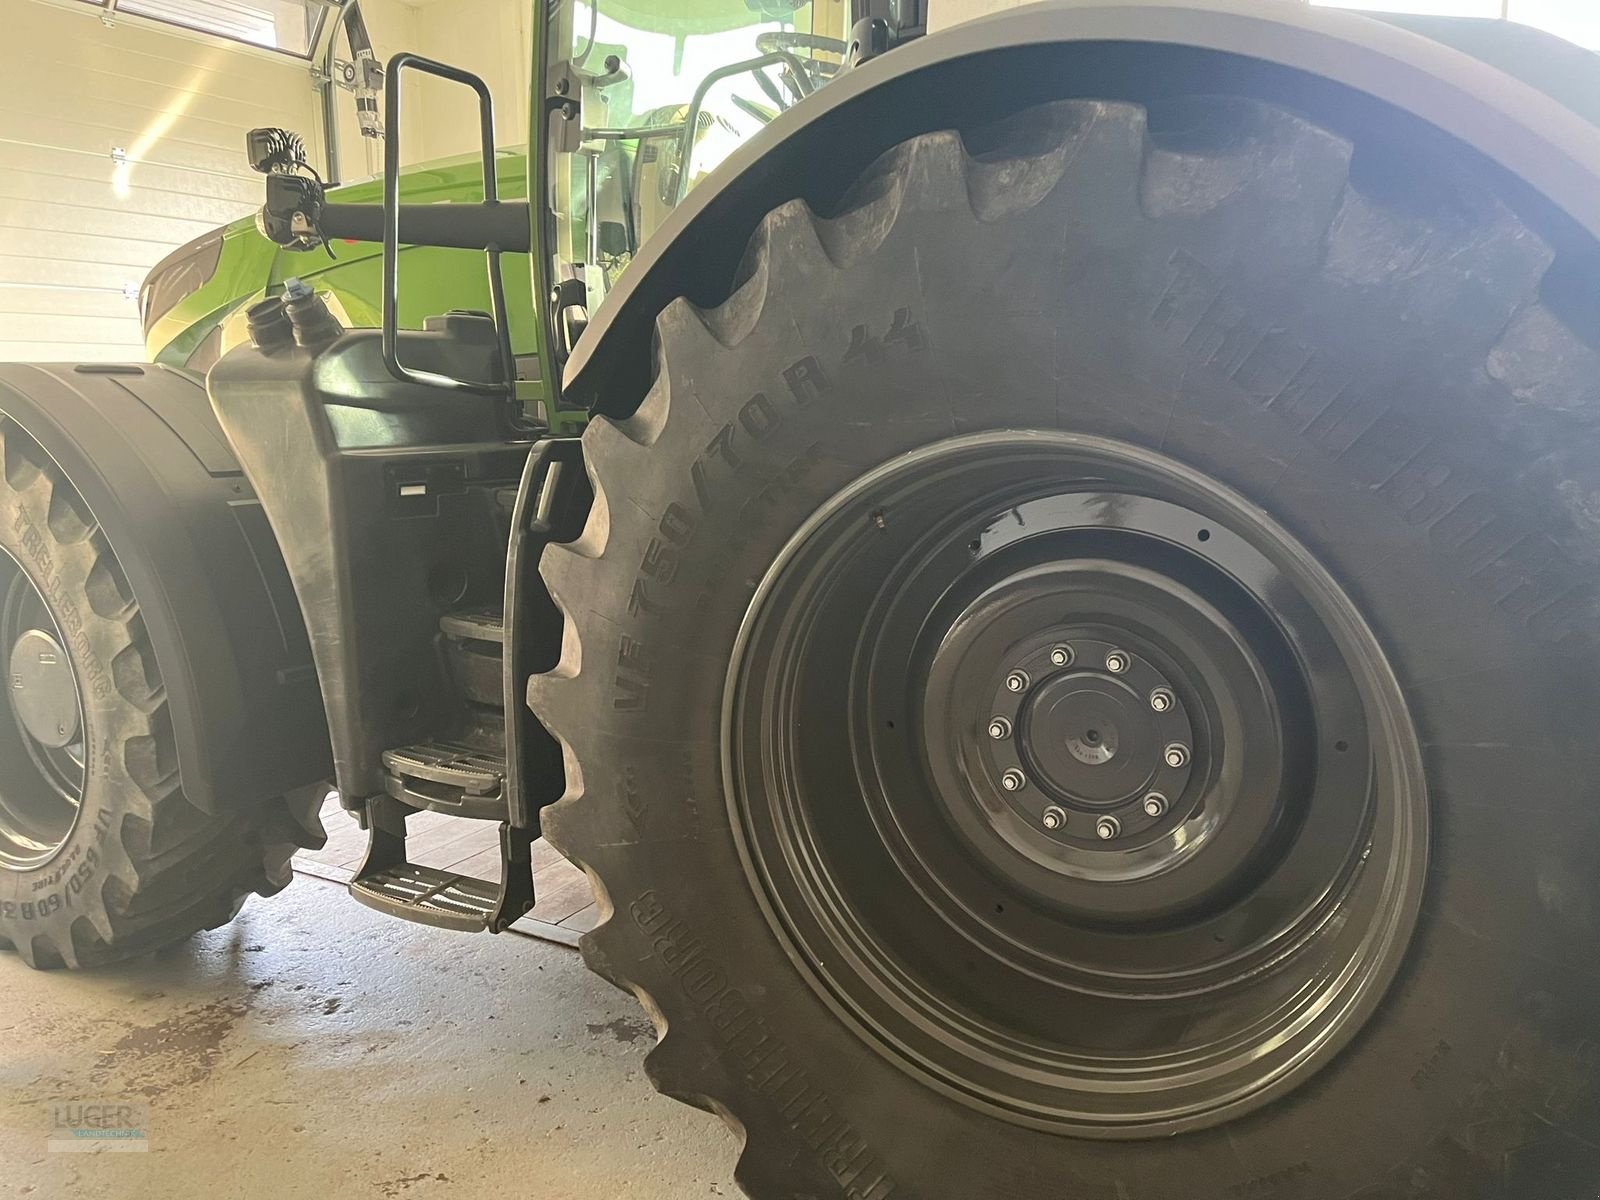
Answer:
0;417;326;969
530;97;1600;1198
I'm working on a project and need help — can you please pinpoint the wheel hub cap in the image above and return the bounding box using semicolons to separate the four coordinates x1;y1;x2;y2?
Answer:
9;627;79;749
985;638;1194;818
0;545;86;870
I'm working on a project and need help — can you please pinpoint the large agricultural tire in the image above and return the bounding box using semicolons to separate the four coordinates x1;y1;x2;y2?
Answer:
530;96;1600;1199
0;417;326;969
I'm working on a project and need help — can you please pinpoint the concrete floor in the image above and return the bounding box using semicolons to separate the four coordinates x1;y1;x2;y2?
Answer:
1;872;741;1198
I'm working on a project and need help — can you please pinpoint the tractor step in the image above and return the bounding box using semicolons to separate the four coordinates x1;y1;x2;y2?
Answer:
349;799;535;933
440;605;505;707
345;442;589;933
382;739;505;820
439;605;504;644
349;863;503;931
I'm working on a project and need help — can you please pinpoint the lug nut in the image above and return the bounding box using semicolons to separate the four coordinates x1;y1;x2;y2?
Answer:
1142;792;1168;818
1001;769;1027;793
1164;743;1190;769
988;716;1012;740
1041;806;1067;831
1005;670;1030;693
1049;645;1074;668
1149;688;1175;713
1095;816;1121;840
1104;650;1129;674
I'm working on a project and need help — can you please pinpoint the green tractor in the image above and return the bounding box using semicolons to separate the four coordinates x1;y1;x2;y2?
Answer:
5;2;1600;1194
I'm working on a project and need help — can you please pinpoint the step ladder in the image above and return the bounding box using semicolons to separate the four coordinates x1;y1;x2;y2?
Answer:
345;440;584;933
349;603;533;931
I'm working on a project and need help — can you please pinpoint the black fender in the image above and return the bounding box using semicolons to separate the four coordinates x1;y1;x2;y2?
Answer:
563;0;1600;413
0;363;331;812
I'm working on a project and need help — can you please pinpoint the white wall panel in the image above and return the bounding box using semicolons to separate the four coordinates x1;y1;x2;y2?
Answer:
0;0;321;361
410;0;530;163
327;0;419;181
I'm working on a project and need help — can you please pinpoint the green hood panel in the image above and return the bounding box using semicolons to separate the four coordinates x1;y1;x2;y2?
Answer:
143;149;536;372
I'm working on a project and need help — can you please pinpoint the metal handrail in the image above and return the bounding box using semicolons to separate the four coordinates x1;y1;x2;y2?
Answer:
380;52;517;403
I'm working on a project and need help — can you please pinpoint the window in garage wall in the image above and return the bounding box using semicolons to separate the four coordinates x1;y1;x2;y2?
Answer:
76;0;330;57
0;0;323;361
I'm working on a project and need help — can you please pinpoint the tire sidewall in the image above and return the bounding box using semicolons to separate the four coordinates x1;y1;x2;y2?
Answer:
557;136;1600;1198
0;442;147;959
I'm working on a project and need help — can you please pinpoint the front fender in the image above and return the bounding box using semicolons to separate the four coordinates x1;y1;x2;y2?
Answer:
564;0;1600;413
0;363;331;812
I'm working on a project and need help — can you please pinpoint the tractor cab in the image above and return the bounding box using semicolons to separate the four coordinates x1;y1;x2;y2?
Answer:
543;1;854;316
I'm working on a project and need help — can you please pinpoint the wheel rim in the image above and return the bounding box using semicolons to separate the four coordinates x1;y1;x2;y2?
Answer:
0;543;85;870
724;432;1428;1136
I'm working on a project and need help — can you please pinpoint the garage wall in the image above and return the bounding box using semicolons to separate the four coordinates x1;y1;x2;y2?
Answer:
0;0;323;361
926;0;1025;31
325;0;529;182
411;0;531;163
328;0;418;182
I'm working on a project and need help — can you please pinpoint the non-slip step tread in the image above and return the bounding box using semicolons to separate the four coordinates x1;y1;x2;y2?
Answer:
382;741;505;795
350;863;499;931
439;606;505;644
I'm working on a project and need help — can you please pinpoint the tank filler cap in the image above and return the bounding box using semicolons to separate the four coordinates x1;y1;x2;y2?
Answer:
282;279;343;349
245;295;294;353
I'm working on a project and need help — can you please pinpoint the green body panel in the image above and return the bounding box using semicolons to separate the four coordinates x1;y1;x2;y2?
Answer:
144;0;827;386
145;150;540;386
143;6;1598;401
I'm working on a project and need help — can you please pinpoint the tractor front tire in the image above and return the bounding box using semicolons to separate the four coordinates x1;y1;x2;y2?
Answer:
0;417;325;969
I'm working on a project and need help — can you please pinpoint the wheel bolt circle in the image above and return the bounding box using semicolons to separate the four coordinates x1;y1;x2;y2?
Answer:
1095;816;1121;840
1104;650;1129;674
1005;670;1030;693
1143;792;1168;818
988;716;1012;740
1164;743;1190;769
1049;645;1074;668
1149;688;1174;713
1001;768;1026;792
1041;806;1066;831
